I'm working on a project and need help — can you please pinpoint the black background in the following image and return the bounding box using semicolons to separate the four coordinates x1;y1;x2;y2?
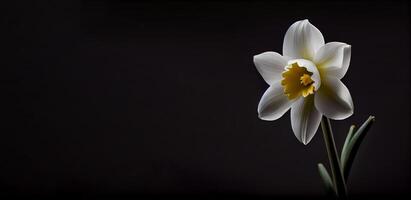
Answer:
2;0;410;198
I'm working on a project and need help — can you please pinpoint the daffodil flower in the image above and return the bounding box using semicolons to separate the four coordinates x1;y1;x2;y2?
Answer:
254;19;353;145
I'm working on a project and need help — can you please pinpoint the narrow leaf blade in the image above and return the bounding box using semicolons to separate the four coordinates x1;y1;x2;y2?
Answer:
340;125;356;167
341;116;375;180
317;163;335;196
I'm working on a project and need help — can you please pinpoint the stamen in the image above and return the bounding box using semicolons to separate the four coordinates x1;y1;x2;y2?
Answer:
300;74;314;86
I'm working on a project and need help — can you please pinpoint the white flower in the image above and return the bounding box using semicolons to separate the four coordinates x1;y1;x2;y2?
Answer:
254;19;353;145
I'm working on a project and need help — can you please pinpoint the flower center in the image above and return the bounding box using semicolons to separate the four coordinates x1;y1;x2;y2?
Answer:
281;62;316;100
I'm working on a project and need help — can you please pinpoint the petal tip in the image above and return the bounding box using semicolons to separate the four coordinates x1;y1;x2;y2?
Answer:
296;137;310;145
301;136;313;145
257;113;274;121
253;54;259;63
331;109;354;120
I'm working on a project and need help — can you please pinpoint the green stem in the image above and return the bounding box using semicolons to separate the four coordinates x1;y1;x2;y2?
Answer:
321;117;347;198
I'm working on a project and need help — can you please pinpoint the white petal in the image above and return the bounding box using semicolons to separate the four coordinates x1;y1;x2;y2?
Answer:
258;81;294;121
291;95;322;145
314;42;351;79
314;77;354;120
283;19;325;60
254;52;288;85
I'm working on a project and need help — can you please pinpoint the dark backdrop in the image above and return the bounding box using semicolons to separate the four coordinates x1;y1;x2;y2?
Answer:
2;0;410;198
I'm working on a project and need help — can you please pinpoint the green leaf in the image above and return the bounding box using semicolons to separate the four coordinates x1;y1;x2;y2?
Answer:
340;125;356;167
317;163;335;196
341;116;375;180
